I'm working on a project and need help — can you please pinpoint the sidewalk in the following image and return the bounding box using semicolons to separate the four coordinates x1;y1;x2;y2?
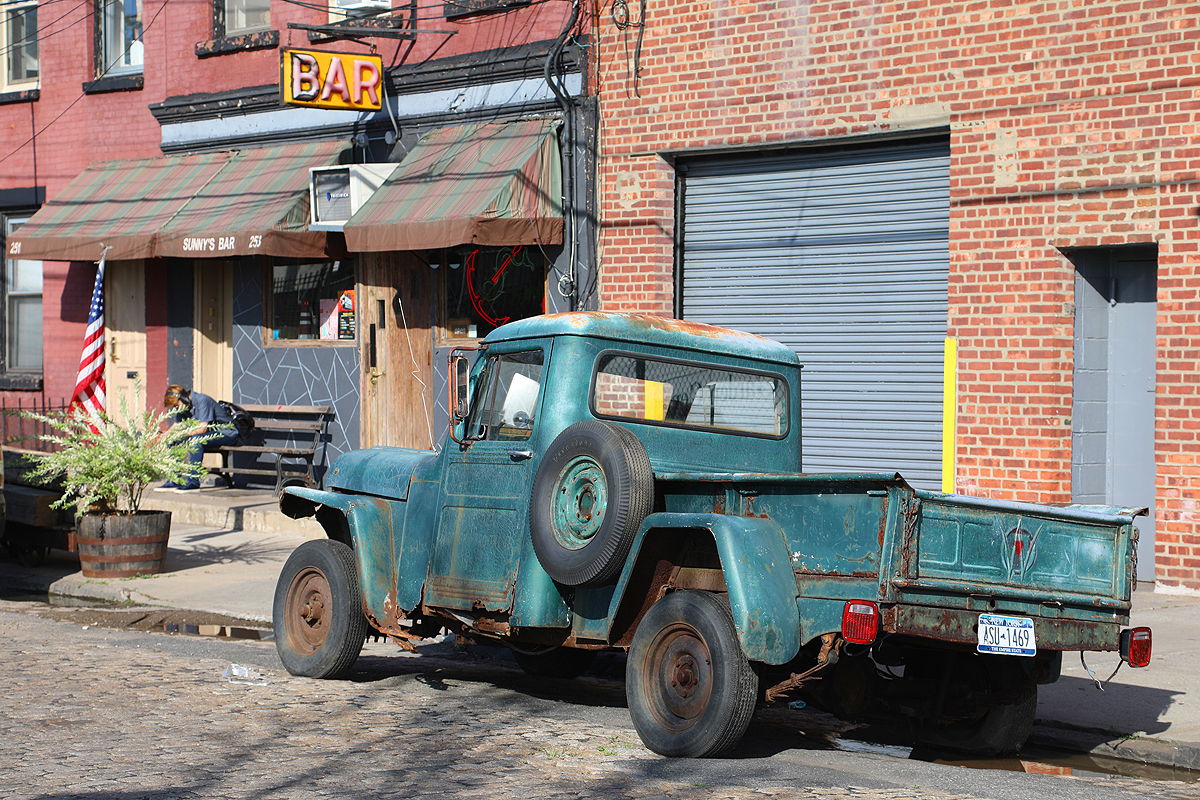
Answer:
1;493;1198;770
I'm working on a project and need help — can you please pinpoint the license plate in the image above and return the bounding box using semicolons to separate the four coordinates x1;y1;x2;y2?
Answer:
977;614;1036;657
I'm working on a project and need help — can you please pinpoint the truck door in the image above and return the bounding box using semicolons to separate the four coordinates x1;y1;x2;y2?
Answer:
427;344;549;611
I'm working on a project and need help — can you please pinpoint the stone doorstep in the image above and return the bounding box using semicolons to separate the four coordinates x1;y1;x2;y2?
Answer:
139;492;323;538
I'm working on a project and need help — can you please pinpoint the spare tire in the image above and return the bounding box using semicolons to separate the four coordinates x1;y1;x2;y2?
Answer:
529;420;653;587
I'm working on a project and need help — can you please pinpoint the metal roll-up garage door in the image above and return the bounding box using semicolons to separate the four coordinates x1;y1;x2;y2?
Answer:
679;138;950;489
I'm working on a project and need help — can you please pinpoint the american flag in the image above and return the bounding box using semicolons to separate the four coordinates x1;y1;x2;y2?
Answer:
70;253;107;424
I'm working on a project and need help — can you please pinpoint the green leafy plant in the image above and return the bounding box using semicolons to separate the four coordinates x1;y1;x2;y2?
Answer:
22;381;219;516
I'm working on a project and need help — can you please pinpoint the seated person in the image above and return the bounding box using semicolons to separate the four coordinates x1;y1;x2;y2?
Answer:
159;385;242;491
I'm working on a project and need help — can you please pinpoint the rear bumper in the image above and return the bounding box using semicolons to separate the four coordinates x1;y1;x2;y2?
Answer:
882;604;1122;651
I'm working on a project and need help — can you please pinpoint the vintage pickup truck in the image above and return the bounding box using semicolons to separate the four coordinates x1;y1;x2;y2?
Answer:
274;312;1152;758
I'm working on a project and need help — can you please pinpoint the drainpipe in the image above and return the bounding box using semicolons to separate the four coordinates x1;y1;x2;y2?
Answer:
545;0;581;309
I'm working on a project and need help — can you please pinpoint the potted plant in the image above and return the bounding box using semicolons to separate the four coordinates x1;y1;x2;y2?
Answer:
23;382;218;578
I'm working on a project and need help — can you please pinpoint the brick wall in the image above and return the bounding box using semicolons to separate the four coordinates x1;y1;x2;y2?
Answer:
594;0;1200;589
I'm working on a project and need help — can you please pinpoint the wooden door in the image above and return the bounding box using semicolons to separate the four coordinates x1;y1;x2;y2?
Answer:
194;261;233;403
105;260;147;416
359;252;435;450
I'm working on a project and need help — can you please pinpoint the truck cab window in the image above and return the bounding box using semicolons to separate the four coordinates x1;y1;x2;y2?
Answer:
467;350;544;441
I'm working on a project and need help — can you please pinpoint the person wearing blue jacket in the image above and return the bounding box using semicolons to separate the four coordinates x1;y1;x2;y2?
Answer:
158;385;241;491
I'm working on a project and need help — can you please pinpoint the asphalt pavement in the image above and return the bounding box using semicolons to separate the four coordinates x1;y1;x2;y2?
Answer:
1;485;1198;773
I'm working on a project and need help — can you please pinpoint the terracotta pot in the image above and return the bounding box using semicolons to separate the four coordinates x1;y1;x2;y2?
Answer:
76;510;172;578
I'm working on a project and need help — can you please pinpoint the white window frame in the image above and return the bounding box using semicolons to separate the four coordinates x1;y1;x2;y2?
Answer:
3;214;42;375
98;0;143;77
2;0;39;92
222;0;271;36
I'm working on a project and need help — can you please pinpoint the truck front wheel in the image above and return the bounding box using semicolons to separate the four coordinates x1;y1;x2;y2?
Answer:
626;591;758;758
273;539;368;679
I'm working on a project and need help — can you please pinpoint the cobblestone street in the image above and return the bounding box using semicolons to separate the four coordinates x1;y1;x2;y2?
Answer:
2;605;1197;800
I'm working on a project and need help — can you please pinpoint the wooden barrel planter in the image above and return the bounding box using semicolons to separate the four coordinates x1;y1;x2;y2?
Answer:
76;511;172;578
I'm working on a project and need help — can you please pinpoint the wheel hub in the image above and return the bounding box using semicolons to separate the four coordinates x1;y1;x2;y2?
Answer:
285;567;332;655
645;625;713;731
671;655;699;698
550;456;609;550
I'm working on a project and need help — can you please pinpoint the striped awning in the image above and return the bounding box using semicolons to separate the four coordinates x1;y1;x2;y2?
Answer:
157;141;345;258
343;119;563;253
8;142;348;262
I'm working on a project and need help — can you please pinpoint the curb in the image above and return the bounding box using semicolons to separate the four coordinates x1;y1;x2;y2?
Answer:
47;574;136;605
7;571;275;625
1029;722;1200;771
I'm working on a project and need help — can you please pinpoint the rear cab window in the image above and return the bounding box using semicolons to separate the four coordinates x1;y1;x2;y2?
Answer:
590;352;789;438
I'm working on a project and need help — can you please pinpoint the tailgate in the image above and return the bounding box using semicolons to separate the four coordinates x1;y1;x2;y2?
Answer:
882;490;1143;646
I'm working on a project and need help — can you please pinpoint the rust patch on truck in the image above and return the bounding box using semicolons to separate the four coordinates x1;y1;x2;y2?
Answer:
898;494;921;578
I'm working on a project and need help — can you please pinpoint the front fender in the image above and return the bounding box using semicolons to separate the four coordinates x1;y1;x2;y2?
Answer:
613;512;801;665
280;486;405;627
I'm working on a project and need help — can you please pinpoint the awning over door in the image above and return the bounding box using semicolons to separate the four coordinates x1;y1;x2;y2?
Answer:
8;142;347;262
343;119;563;253
157;142;345;259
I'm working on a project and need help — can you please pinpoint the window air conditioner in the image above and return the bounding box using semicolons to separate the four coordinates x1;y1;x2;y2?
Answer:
309;163;399;230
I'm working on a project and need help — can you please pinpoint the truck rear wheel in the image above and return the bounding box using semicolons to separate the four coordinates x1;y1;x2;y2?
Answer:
626;590;758;758
529;420;653;587
273;539;368;679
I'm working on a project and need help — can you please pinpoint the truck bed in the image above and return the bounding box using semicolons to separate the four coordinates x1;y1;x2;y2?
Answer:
655;470;1142;651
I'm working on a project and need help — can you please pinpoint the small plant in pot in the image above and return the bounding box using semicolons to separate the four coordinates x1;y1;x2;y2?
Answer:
23;382;218;578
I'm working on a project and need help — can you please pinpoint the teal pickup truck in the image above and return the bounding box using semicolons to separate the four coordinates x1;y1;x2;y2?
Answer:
274;312;1152;758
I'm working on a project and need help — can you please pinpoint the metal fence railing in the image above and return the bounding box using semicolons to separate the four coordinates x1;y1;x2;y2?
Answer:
1;397;71;456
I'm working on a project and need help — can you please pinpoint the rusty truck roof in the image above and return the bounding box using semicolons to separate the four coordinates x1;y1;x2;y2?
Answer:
483;312;801;367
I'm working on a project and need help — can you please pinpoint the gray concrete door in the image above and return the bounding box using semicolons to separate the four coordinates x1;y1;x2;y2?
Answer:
1071;245;1158;582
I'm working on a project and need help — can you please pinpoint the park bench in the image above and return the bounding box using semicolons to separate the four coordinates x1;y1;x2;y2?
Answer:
209;404;331;493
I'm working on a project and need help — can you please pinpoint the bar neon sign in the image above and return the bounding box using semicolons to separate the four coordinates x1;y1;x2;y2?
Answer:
281;49;384;111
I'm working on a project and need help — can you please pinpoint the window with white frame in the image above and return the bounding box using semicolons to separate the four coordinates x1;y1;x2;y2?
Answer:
98;0;143;76
2;1;38;91
3;215;42;374
222;0;270;36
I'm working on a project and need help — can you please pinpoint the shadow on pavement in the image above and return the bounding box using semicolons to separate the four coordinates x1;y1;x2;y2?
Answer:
1042;674;1180;737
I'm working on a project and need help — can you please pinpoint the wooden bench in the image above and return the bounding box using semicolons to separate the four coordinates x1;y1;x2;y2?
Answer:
208;404;332;493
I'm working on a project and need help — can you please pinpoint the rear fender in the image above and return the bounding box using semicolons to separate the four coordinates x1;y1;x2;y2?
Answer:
280;487;402;628
610;512;801;665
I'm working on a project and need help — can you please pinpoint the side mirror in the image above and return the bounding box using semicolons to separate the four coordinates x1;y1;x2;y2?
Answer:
452;356;470;421
447;346;479;446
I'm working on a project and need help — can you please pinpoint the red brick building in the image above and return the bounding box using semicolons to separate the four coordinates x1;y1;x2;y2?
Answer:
594;0;1200;591
0;0;592;472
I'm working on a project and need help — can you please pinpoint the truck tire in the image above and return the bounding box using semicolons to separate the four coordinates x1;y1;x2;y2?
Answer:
626;590;758;758
529;420;653;587
273;539;368;679
510;645;597;678
910;657;1037;756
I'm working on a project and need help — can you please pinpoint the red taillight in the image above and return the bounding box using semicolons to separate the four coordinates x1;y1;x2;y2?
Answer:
1121;627;1152;668
842;600;879;644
